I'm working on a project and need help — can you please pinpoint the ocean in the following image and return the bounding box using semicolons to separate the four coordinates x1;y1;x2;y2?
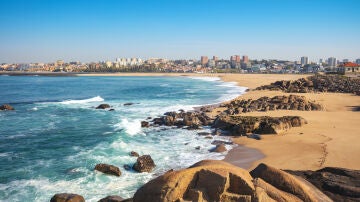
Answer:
0;75;247;201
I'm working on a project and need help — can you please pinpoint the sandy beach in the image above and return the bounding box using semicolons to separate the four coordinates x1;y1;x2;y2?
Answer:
78;72;360;171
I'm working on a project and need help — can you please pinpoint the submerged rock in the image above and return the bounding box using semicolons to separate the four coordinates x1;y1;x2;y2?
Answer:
130;151;139;157
50;193;85;202
95;163;121;176
210;143;227;153
0;104;14;111
96;104;110;109
133;155;156;173
124;103;134;106
140;121;149;127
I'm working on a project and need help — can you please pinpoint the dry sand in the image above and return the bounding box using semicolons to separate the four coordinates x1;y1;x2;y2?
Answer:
78;73;360;171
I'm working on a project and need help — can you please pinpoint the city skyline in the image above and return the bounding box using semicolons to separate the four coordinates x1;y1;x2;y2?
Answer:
0;0;360;63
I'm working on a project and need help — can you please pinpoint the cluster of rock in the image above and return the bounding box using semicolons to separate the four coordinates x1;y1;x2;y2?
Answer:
132;160;332;202
0;104;14;111
50;193;132;202
213;115;307;135
222;95;323;115
142;111;212;129
286;167;360;202
94;154;156;177
256;75;360;95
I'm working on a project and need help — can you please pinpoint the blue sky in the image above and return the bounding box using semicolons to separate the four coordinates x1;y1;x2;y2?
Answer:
0;0;359;63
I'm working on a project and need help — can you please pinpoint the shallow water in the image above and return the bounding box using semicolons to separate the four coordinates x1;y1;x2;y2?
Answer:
0;76;247;201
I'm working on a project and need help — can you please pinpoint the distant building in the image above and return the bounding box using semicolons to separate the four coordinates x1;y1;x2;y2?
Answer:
338;62;360;74
56;60;64;66
213;56;218;62
242;55;249;64
201;56;208;66
343;59;349;63
300;56;309;66
105;61;113;67
356;59;360;65
319;59;323;64
327;57;337;67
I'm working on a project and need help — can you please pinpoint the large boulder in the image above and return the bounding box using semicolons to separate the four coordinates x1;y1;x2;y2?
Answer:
50;193;85;202
133;155;156;173
133;160;331;202
133;160;255;202
0;104;14;111
250;163;330;202
95;163;121;176
96;104;110;109
286;167;360;201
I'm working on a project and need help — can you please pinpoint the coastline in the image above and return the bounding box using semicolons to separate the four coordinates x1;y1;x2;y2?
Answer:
3;72;359;172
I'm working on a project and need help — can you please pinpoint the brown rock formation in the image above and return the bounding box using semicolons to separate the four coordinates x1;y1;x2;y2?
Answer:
95;163;121;176
0;104;14;111
98;195;125;202
132;155;156;173
96;104;110;109
130;151;139;157
50;193;85;202
213;115;307;135
210;143;227;153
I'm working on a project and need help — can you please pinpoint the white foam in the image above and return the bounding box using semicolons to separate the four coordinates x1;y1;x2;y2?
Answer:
188;76;221;82
60;96;104;105
113;118;143;136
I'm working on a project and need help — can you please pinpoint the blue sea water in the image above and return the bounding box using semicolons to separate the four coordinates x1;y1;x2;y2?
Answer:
0;76;247;201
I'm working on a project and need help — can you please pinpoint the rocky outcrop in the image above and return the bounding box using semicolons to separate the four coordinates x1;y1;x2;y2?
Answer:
286;167;360;202
94;163;121;176
140;121;149;127
223;95;323;115
0;104;14;111
213;115;307;135
124;103;134;106
132;155;156;173
130;151;139;157
98;195;126;202
132;160;330;202
256;75;360;95
50;193;85;202
96;104;110;109
148;111;212;129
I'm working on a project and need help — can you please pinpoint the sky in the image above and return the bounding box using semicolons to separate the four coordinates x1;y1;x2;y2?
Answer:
0;0;359;63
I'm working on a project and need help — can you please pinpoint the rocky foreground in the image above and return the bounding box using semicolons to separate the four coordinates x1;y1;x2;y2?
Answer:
51;160;360;202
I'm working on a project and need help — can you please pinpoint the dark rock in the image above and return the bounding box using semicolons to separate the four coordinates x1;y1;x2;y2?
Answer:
195;146;201;150
140;121;149;127
133;155;156;173
248;134;262;140
123;164;131;171
109;109;115;111
130;151;139;157
286;167;360;202
96;104;110;109
205;136;213;139
124;103;134;106
197;132;211;136
0;104;14;111
211;140;233;145
95;163;121;176
50;193;85;202
98;195;125;202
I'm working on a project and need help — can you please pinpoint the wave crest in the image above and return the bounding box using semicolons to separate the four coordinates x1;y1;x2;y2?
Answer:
60;96;104;104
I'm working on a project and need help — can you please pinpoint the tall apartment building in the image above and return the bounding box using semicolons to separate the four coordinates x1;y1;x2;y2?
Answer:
201;56;209;66
242;55;249;64
301;56;309;66
327;57;337;67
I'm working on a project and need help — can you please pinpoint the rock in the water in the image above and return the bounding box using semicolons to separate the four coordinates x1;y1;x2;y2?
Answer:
50;193;85;202
130;151;139;157
124;103;134;106
95;163;121;176
195;146;201;150
109;109;115;111
123;164;131;171
210;143;227;152
140;121;149;127
0;104;14;111
98;195;125;202
211;140;233;145
197;132;211;136
96;104;110;109
133;155;156;173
